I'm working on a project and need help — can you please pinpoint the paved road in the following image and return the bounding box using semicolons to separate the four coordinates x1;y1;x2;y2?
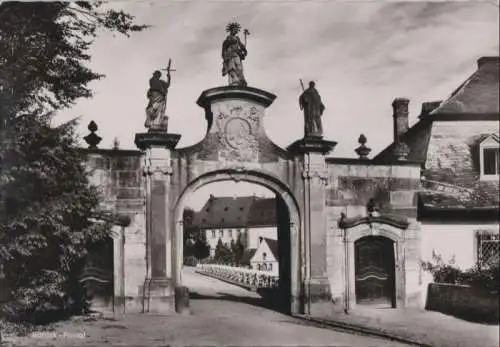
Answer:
182;265;260;298
3;267;413;347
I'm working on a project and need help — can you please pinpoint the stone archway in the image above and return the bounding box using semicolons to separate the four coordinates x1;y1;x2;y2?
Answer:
172;168;303;315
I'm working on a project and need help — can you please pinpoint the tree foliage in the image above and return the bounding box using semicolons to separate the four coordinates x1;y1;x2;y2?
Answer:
0;1;147;322
214;239;232;264
230;236;245;266
0;115;113;322
0;1;148;124
183;209;210;262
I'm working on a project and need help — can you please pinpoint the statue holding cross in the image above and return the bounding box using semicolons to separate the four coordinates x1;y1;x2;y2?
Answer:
222;22;249;87
145;59;176;132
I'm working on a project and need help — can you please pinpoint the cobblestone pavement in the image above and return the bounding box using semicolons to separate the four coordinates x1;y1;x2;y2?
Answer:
2;267;412;347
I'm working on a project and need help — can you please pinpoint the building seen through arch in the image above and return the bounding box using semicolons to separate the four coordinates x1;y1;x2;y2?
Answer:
187;194;278;258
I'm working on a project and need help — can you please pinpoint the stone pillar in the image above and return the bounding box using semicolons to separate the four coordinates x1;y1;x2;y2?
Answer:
112;225;125;315
135;132;181;314
287;137;336;317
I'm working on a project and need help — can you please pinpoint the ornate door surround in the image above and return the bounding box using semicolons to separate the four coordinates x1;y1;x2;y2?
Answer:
339;216;409;310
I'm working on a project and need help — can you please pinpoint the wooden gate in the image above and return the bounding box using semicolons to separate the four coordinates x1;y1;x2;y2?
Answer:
80;238;114;312
354;236;395;306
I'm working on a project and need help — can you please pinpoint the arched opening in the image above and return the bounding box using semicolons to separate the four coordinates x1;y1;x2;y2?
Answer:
173;170;301;314
354;236;396;308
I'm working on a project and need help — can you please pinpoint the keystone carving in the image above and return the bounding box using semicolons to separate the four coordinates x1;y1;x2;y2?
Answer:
228;166;247;182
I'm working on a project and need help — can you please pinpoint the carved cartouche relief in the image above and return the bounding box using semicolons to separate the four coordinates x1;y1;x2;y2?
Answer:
213;101;261;162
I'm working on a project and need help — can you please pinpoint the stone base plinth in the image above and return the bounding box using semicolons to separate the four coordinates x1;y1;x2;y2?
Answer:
287;137;337;155
134;132;181;150
307;278;334;318
141;278;175;314
174;286;191;315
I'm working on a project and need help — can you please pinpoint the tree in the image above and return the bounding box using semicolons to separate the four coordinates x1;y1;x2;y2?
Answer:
233;236;245;266
214;239;232;264
229;239;237;264
0;1;147;323
193;231;210;260
0;1;148;125
182;208;209;261
183;209;196;259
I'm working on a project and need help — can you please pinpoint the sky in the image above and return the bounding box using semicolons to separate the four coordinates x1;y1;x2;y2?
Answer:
56;0;499;208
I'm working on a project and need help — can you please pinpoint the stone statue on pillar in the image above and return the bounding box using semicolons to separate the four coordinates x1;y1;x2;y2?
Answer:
145;60;175;132
222;22;249;87
299;80;325;138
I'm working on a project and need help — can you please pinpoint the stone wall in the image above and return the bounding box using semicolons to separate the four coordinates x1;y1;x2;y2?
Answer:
426;283;499;323
85;149;146;312
324;160;422;310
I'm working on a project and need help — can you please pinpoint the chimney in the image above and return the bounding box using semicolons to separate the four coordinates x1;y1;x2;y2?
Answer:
419;101;442;119
392;98;409;144
477;56;500;69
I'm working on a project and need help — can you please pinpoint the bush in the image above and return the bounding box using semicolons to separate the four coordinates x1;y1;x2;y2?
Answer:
183;256;198;267
460;264;499;292
421;251;499;292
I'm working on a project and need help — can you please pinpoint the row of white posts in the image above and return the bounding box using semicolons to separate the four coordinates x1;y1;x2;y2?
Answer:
195;264;279;289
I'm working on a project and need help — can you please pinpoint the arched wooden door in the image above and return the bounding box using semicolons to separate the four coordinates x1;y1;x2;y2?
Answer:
354;236;395;307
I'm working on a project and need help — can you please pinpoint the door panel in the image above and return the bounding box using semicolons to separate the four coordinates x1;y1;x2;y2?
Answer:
355;236;395;306
80;238;114;311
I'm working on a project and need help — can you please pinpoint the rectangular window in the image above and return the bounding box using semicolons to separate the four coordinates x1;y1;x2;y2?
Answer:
477;232;500;268
219;230;223;238
483;148;499;175
228;229;232;238
211;230;216;238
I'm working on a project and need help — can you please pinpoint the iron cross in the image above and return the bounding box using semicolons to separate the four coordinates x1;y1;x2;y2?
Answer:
161;58;176;75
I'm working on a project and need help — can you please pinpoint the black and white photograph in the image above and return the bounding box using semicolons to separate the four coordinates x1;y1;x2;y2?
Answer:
0;1;498;346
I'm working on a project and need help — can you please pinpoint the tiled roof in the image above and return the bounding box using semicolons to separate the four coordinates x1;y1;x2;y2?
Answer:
240;248;257;266
263;237;279;260
252;237;279;261
374;119;433;163
191;195;276;228
374;57;500;211
431;57;499;115
247;198;277;226
419;123;499;209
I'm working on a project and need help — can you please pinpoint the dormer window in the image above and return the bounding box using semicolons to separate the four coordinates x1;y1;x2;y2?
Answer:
479;134;500;180
483;148;499;175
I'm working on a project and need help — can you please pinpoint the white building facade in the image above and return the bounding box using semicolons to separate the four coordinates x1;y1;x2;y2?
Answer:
190;195;278;257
